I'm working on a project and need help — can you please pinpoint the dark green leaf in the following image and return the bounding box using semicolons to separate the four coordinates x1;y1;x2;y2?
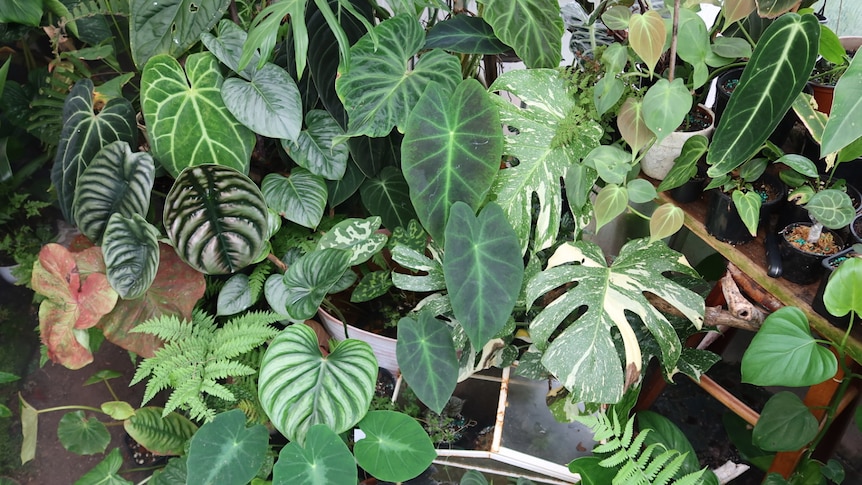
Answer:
731;190;762;237
350;270;392;303
638;411;700;476
568;456;618;485
753;392;818;451
150;456;188;485
396;312;458;414
354;411;436;482
261;169;328;229
424;15;508;54
186;409;268;485
102;214;161;300
482;0;564;68
657;135;708;192
58;411;110;455
823;256;862;317
267;248;352;320
222;63;303;141
0;371;20;384
130;0;230;68
273;424;357;485
74;448;132;485
776;154;818;178
282;110;348;180
0;1;43;26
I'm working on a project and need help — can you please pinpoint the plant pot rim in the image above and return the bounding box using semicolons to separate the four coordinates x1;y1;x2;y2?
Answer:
779;222;845;256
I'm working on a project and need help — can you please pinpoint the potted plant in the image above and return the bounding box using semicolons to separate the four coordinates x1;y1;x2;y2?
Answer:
808;30;861;115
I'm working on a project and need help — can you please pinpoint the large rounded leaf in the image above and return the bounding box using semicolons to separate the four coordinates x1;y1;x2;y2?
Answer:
222;63;303;141
354;410;436;482
396;312;458;414
282;110;348;180
402;79;502;243
481;0;564;68
186;409;268;485
73;141;155;244
273;424;357;485
130;0;230;68
335;14;462;138
261;169;328;229
102;214;161;300
57;411;110;455
123;407;198;456
258;323;377;444
752;392;818;452
164;164;268;275
141;53;255;178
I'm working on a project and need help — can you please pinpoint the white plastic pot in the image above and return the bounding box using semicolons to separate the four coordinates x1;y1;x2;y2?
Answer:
641;104;715;180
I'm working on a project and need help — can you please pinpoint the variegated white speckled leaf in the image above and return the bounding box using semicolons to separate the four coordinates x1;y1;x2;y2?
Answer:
316;216;387;266
526;238;704;404
488;69;603;254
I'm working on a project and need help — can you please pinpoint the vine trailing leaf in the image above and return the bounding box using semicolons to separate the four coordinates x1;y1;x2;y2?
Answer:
130;309;283;422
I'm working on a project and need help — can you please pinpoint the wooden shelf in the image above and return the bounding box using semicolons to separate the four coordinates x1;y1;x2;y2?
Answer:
657;190;862;365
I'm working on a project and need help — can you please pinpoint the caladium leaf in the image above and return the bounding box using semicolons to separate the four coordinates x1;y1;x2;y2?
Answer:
396;312;458;414
481;0;564;69
335;14;462;138
261;169;328;229
72;141;155;244
402;79;503;243
130;0;230;68
489;69;604;254
424;15;508;54
141;53;255;178
282;110;348;180
102;214;161;300
526;239;704;404
31;244;118;369
258;323;377;444
52;79;137;222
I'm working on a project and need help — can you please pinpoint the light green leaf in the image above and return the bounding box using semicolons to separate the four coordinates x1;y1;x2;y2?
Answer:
675;9;710;88
481;0;563;68
124;407;198;456
594;184;628;233
102;214;161;300
130;0;230;68
583;145;632;186
200;19;261;78
261;169;328;229
732;190;762;237
643;79;692;144
821;53;862;156
627;179;657;204
0;0;43;26
601;6;631;31
186;409;268;485
818;24;845;65
222;63;303;141
282;110;348;180
74;448;132;485
390;245;446;292
58;411;110;455
217;273;253;316
0;372;20;384
594;75;625;117
806;189;855;229
396;312;458;414
824;257;862;317
649;204;684;242
100;401;135;420
617;97;652;154
273;424;357;485
756;0;802;18
710;36;752;59
20;394;37;464
628;10;666;76
354;411;436;482
753;392;818;451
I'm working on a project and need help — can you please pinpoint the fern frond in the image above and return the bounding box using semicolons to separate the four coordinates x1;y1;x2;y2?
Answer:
651;452;686;485
203;361;256;380
209;311;281;358
672;469;708;485
248;262;273;302
200;380;237;402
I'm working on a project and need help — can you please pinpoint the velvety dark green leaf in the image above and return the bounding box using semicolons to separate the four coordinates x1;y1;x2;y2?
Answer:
482;0;563;68
0;1;43;26
123;407;198;456
130;0;230;68
349;131;401;178
823;256;862;317
58;411;110;455
261;169;328;229
164;164;269;275
424;15;508;54
186;409;268;485
74;448;132;485
360;166;416;231
742;307;837;386
273;424;357;485
657;135;708;192
396;312;458;414
102;214;161;300
403;79;502;242
282;110;348;180
266;248;352;320
354;411;436;482
753;392;818;451
328;158;366;208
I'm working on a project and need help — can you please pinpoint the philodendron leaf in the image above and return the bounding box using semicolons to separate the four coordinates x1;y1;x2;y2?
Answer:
821;53;862;156
707;13;819;177
649;204;684;242
58;411;110;455
723;0;757;27
627;179;656;204
489;69;604;253
806;189;855;229
265;248;352;320
123;407;198;456
258;323;377;444
403;79;503;243
141;53;255;178
617;98;652;154
0;1;43;26
217;273;253;316
628;10;666;76
282;110;349;180
657;135;708;192
643;79;692;144
396;312;458;414
742;307;837;387
130;0;230;68
731;190;762;237
602;6;632;30
360;166;417;231
354;410;436;483
583;145;631;186
594;75;625;117
674;9;710;89
753;392;818;451
52;79;137;222
261;169;328;229
424;15;508;54
222;63;303;141
102;213;161;300
316;216;387;266
274;424;357;485
526;239;703;403
186;409;268;485
164;164;269;275
75;448;131;485
594;184;628;233
336;14;462;138
200;19;260;78
824;257;862;317
481;0;564;68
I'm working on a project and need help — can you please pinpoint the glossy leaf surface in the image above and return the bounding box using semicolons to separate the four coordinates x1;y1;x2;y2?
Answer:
753;392;818;451
186;409;268;485
261;169;328;229
130;0;229;68
316;216;386;266
222;63;303;141
806;189;855;229
354;411;436;482
823;257;862;317
282;110;348;180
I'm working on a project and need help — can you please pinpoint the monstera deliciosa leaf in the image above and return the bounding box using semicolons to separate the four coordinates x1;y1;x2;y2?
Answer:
141;53;255;178
258;323;377;444
481;0;564;68
52;79;137;222
402;79;503;243
335;14;462;138
488;69;604;253
130;0;230;68
526;238;704;404
164;164;269;275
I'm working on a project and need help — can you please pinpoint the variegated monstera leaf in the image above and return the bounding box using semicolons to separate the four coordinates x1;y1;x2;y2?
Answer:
525;238;704;404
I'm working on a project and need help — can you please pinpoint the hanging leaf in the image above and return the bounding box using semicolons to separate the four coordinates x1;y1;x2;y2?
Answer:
186;409;268;485
824;257;862;317
123;407;198;456
617;98;652;154
396;312;458;414
273;424;357;485
282;110;348;180
359;166;416;231
261;169;328;229
594;184;628;233
354;410;436;482
130;0;230;68
74;448;132;485
753;392;818;451
649;204;684;243
628;11;666;76
58;411;111;455
643;79;692;144
821;54;862;156
424;15;508;54
481;0;564;68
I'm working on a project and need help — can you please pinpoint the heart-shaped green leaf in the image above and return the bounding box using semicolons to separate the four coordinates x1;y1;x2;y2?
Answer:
396;312;458;414
222;63;303;141
481;0;564;69
753;392;818;451
101;401;135;420
602;6;632;31
403;79;502;242
629;10;666;76
742;306;838;386
638;411;701;477
217;274;253;316
594;184;628;233
72;141;155;244
354;410;436;482
58;411;110;455
164;164;269;275
316;216;386;266
649;203;684;243
200;19;261;78
723;0;757;27
261;169;328;229
806;189;855;229
141;53;255;178
643;79;692;144
273;424;357;485
130;0;230;68
282;110;348;181
265;248;352;320
0;1;43;26
102;213;161;300
186;409;268;485
824;257;862;317
424;15;508;54
359;166;416;231
731;189;762;237
821;53;862;156
259;323;377;444
594;75;625;117
627;179;657;204
76;448;131;485
617;98;652;154
123;407;198;456
674;9;710;88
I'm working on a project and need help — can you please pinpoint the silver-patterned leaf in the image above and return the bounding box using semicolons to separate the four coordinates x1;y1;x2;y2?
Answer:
266;248;353;320
282;110;349;180
103;213;161;300
261;169;328;229
222;62;303;141
481;0;564;69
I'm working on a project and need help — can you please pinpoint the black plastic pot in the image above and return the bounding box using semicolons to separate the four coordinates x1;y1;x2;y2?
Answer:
705;175;786;245
812;247;856;328
852;213;862;245
669;166;707;203
713;67;744;127
778;222;845;285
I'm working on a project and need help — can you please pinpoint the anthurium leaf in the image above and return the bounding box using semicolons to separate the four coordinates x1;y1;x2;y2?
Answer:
222;63;303;141
100;401;135;420
98;243;205;358
75;448;132;485
617;97;652;154
72;141;155;244
638;411;701;476
481;0;563;69
643;79;692;144
259;323;377;444
819;24;845;65
526;239;703;403
58;411;110;455
594;184;628;233
424;15;508;54
629;10;666;76
824;257;862;317
52;79;137;222
657;135;708;192
403;79;502;243
124;407;198;456
130;0;230;68
354;410;436;483
186;409;268;485
821;53;862;156
792;92;828;144
102;214;161;300
707;13;819;177
266;249;352;320
753;392;818;451
742;307;837;386
360;166;417;231
217;273;253;316
273;424;357;485
336;14;462;138
489;69;604;253
396;312;458;414
31;245;118;369
316;216;386;266
649;204;684;242
776;154;818;178
261;169;328;229
282;110;348;180
141;53;255;178
806;189;855;229
0;1;43;26
732;190;762;237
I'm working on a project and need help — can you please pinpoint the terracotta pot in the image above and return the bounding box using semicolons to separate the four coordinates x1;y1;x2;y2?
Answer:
808;36;862;115
641;104;715;180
